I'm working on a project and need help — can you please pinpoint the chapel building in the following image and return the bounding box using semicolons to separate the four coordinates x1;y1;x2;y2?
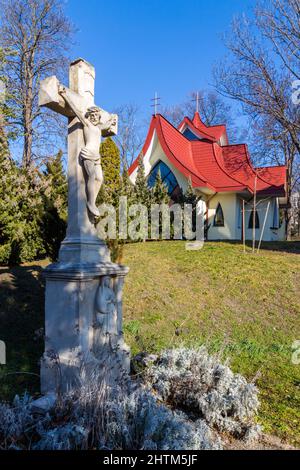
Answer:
128;112;287;241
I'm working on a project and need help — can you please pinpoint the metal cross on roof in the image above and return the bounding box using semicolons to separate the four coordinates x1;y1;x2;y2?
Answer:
151;91;161;115
192;91;201;113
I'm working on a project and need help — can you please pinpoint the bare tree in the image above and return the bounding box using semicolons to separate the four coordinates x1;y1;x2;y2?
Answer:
0;48;12;159
257;0;300;80
0;0;74;168
113;103;144;171
290;192;300;237
214;1;300;237
159;103;185;128
160;90;244;143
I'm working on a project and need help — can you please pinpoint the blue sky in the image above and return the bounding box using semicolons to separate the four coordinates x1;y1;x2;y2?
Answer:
66;0;254;120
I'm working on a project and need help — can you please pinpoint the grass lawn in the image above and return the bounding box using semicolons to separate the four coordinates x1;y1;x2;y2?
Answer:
0;241;299;445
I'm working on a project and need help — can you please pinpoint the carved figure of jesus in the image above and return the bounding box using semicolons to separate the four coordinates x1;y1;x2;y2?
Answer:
58;85;116;218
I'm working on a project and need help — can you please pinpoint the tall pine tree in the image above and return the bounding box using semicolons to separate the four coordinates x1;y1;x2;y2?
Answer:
152;169;169;204
120;167;134;200
0;156;46;264
183;177;198;206
40;150;67;261
134;153;151;207
183;177;200;238
98;137;121;205
97;137;124;262
0;49;45;264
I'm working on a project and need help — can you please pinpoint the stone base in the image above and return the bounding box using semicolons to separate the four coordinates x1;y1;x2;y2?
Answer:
59;237;111;264
41;260;130;395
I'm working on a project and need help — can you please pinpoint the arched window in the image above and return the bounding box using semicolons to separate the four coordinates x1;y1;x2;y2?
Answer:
148;161;179;195
214;203;224;227
248;210;260;229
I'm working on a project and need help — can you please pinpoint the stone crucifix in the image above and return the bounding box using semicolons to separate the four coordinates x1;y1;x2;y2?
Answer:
39;58;117;223
38;59;129;395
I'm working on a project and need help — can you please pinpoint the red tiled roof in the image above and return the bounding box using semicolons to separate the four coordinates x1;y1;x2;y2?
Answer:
222;145;286;196
128;114;287;197
178;112;228;143
192;112;228;142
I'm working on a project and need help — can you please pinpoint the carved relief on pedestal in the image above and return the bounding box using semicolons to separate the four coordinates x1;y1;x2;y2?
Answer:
93;276;117;351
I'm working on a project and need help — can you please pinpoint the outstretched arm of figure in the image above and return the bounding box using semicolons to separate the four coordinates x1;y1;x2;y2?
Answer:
58;85;89;127
100;114;117;132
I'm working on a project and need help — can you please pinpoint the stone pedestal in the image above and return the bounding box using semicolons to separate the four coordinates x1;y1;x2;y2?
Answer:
41;261;130;394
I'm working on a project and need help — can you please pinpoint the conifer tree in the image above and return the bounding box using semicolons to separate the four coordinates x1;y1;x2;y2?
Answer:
152;169;169;204
0;155;46;264
120;167;134;200
97;138;123;262
184;177;198;206
98;137;121;205
183;177;200;237
41;150;67;261
0;49;45;264
134;153;151;207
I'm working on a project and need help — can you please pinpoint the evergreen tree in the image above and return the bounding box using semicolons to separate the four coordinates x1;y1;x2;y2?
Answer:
182;177;200;238
98;137;121;205
150;170;170;241
151;169;169;204
0;156;46;264
134;153;151;206
97;138;123;262
183;177;198;206
0;49;45;264
109;167;135;260
119;167;134;205
40;150;67;261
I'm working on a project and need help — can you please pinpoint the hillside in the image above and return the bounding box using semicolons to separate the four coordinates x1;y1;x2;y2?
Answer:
0;241;299;445
123;241;300;445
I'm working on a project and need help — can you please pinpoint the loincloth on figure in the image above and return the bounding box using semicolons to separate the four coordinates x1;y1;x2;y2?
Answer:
80;147;101;165
80;147;103;182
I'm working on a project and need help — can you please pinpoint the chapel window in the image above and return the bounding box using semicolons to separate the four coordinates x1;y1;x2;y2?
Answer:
148;160;179;195
214;203;224;227
248;209;260;229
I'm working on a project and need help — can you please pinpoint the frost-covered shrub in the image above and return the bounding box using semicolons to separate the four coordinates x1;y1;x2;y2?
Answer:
98;389;221;450
0;347;261;450
0;394;34;449
53;366;221;450
33;424;88;450
143;347;260;439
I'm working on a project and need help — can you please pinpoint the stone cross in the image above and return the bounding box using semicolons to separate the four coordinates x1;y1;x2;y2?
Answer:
39;58;117;261
39;59;129;395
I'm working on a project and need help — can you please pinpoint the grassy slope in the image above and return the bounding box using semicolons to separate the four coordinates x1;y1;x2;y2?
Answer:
122;241;300;445
0;242;299;444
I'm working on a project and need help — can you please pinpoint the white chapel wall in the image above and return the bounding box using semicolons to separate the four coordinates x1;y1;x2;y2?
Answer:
207;193;238;240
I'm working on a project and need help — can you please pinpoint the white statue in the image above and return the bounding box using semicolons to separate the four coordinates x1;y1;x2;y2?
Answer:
58;85;116;218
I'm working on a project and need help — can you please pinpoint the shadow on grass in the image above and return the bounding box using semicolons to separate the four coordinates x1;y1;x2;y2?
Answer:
0;265;45;401
255;240;300;254
209;240;300;255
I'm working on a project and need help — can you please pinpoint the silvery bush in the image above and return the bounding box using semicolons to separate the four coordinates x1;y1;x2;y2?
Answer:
143;347;260;439
0;393;34;449
0;347;260;450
